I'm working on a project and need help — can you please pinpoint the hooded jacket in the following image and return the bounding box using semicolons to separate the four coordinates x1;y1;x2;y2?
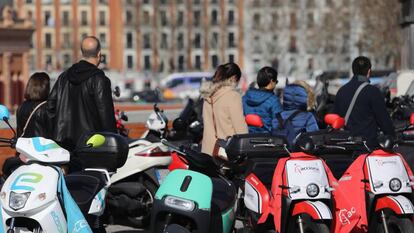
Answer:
272;82;319;139
47;60;116;150
242;88;282;133
200;79;248;155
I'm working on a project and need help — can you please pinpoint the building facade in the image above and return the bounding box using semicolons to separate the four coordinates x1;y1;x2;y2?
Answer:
0;4;34;109
15;0;396;82
17;0;244;76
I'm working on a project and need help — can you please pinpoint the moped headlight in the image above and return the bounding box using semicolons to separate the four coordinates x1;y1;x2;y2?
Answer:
389;178;402;192
9;191;31;210
164;196;195;212
306;183;319;198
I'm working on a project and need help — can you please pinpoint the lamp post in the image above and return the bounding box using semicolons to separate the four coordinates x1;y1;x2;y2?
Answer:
401;0;414;69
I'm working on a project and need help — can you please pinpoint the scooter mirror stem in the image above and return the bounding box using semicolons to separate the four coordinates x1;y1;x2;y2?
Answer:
3;118;16;137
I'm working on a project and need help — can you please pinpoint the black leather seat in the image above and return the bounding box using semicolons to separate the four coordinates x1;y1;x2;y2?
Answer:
211;178;237;213
65;170;107;215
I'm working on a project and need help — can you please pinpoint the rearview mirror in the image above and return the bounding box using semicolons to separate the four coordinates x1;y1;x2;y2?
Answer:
324;114;345;129
86;134;106;148
245;114;263;128
0;105;10;121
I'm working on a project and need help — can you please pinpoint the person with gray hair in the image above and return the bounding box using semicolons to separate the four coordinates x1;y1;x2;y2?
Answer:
47;36;116;152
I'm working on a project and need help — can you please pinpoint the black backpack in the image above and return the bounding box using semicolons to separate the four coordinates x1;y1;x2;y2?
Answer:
272;110;303;146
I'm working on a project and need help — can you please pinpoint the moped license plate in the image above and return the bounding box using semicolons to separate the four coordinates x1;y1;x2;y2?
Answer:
155;169;170;185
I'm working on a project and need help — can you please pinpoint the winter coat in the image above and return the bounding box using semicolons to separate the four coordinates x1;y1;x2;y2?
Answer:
16;100;50;138
47;60;117;151
334;75;395;148
200;79;248;155
272;83;319;137
242;88;282;133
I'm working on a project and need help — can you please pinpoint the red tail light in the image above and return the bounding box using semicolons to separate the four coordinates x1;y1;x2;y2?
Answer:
135;146;171;157
168;152;189;171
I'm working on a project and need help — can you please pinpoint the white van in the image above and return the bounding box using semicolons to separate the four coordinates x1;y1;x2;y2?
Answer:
161;72;214;100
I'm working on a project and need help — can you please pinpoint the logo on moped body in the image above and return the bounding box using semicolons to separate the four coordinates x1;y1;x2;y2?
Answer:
339;207;356;225
11;173;43;191
293;164;320;174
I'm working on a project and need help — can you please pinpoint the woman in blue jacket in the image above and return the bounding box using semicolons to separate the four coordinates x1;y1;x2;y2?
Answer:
272;80;319;145
242;66;283;133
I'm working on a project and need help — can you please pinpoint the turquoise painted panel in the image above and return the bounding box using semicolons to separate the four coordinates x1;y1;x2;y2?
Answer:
155;169;213;210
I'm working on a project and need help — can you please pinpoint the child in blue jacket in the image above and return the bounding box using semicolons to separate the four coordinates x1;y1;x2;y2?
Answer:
242;67;283;133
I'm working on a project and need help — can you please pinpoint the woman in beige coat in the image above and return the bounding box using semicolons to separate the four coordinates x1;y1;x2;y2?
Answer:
200;62;248;155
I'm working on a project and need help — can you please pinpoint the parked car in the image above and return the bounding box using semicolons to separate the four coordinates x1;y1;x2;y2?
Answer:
161;72;214;100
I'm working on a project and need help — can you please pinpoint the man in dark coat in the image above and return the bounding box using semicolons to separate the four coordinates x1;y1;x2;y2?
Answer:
334;56;394;149
47;36;116;151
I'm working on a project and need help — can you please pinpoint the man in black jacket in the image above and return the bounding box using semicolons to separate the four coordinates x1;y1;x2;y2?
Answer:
334;56;394;149
48;36;116;150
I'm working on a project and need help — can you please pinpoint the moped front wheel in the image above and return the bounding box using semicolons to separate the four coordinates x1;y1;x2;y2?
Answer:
295;215;329;233
378;215;414;233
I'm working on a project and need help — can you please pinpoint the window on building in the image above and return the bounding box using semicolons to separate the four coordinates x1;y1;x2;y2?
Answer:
63;54;71;68
62;11;69;26
194;33;201;48
211;10;218;25
307;12;314;28
193;10;201;27
101;54;107;64
211;55;218;68
253;13;260;27
211;0;218;3
143;11;150;25
272;12;278;26
160;10;167;26
45;33;52;48
45;55;52;65
126;10;133;25
228;10;234;25
289;35;298;53
195;55;201;70
63;33;70;48
160;0;167;5
211;32;218;48
27;10;33;20
79;0;89;4
143;33;151;49
177;11;184;26
228;32;235;48
177;33;184;49
290;12;297;30
193;0;200;5
161;33;168;49
229;54;234;63
98;0;107;4
44;11;52;26
126;0;133;4
81;11;88;26
144;55;151;70
41;0;52;4
143;0;150;4
127;55;133;69
99;11;106;26
60;0;71;4
178;55;185;71
26;0;33;3
253;0;260;7
99;33;106;47
271;0;280;6
326;0;333;7
307;0;315;7
126;32;133;48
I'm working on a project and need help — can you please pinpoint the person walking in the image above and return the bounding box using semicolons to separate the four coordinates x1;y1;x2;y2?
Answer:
334;56;394;149
47;36;116;151
200;62;248;156
242;66;282;133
